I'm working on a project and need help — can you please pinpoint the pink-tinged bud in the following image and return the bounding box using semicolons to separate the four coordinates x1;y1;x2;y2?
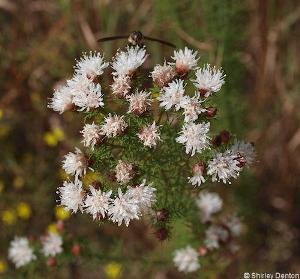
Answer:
47;257;57;267
198;246;208;256
220;130;231;144
192;162;206;176
206;107;217;118
56;220;65;233
72;244;81;256
155;227;169;241
151;63;176;88
111;75;132;98
156;208;169;222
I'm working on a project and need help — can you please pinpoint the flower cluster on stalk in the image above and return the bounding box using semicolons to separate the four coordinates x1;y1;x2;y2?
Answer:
48;43;256;274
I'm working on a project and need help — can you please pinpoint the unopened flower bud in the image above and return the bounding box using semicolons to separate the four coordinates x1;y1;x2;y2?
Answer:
205;107;217;118
220;130;230;144
212;135;222;147
47;257;57;267
155;227;169;241
192;162;206;176
72;244;81;256
156;208;169;222
198;246;208;256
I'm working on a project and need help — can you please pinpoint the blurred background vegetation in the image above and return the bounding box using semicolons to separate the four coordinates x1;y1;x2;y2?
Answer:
0;0;300;278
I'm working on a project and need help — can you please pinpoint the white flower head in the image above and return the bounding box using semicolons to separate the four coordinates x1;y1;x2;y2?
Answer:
72;80;104;112
84;186;112;220
137;121;161;148
196;192;223;222
205;225;229;250
182;93;206;122
176;122;210;156
48;85;74;114
127;180;156;211
207;150;241;184
111;75;132;98
225;215;243;237
100;114;128;138
230;140;256;166
127;90;152;115
8;237;36;268
115;160;135;184
173;246;200;273
108;188;140;226
188;162;206;187
111;46;148;76
193;64;225;97
159;79;188;111
41;233;63;257
171;47;199;75
62;148;88;178
151;62;176;88
57;179;85;213
81;122;102;150
75;51;108;80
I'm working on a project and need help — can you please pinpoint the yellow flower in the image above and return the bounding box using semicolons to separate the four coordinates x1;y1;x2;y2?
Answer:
152;91;160;99
104;262;122;279
47;223;58;234
44;132;58;146
53;127;65;141
0;110;3;120
17;202;32;220
2;209;17;225
13;176;24;189
83;171;101;188
55;206;70;221
0;260;7;274
44;127;65;147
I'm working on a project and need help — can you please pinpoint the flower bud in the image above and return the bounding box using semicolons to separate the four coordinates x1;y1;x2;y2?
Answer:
198;246;208;256
155;227;169;241
212;135;222;147
205;107;217;118
47;257;57;267
220;130;231;144
192;162;206;176
72;244;81;256
156;209;169;222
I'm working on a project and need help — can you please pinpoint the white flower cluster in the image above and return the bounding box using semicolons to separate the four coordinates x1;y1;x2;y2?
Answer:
48;51;109;114
173;246;200;273
151;47;256;185
58;179;156;227
49;44;255;234
8;237;36;268
173;192;243;273
8;233;63;268
196;191;223;222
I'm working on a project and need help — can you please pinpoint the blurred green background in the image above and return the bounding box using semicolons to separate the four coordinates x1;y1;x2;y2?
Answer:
1;0;300;278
